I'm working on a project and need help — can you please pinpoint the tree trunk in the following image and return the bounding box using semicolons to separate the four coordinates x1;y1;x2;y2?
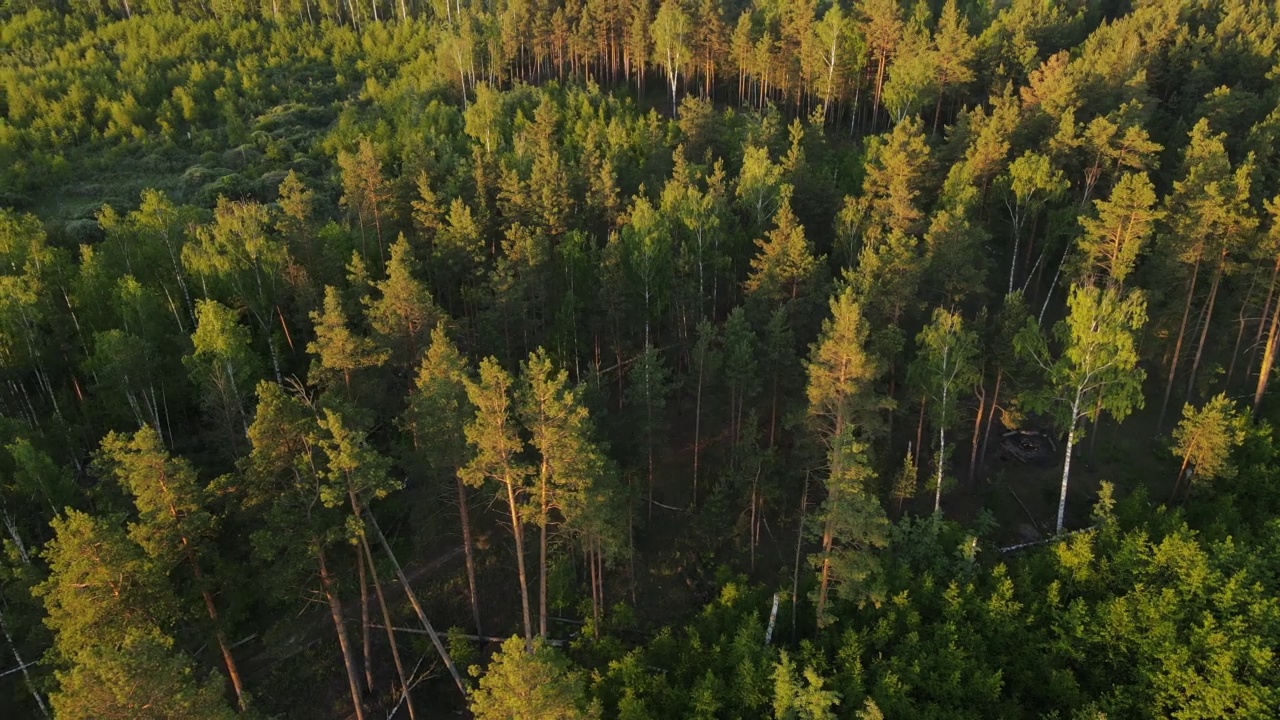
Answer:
1158;257;1201;431
914;396;926;470
356;549;373;695
0;606;48;718
1170;454;1191;504
791;478;808;640
1253;291;1280;415
539;461;549;640
359;534;417;719
364;513;467;698
815;495;836;630
199;584;247;712
980;369;1003;468
456;476;482;635
1184;262;1223;402
969;385;986;482
318;547;366;720
1057;397;1081;535
935;395;946;515
693;357;703;507
505;478;534;651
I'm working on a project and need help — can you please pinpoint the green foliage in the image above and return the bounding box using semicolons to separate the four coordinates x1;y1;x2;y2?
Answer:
470;636;600;720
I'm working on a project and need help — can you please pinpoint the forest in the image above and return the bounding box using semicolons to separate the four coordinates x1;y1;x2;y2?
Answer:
1;0;1279;717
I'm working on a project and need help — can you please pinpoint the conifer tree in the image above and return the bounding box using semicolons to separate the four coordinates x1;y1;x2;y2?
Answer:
518;348;605;640
744;197;823;308
470;636;600;720
308;285;388;392
400;324;482;634
1170;393;1247;502
35;510;234;720
461;358;535;650
94;426;248;710
805;287;890;627
1075;172;1161;288
365;235;441;371
242;382;366;720
626;344;672;517
338;137;393;264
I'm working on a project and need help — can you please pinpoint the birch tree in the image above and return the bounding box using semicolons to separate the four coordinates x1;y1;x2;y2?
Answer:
1016;284;1146;533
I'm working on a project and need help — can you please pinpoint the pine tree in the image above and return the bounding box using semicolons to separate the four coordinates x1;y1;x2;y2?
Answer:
338;136;394;264
35;510;235;720
518;348;606;640
400;324;482;634
365;235;441;371
805;287;890;627
308;285;388;392
469;636;600;719
744;196;823;308
626;344;672;517
1170;393;1247;502
242;381;366;720
94;426;248;710
1075;172;1161;287
462;358;535;650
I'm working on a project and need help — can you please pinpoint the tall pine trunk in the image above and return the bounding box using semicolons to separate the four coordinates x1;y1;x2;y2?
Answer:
365;513;467;697
505;476;534;651
356;550;373;694
1254;295;1280;414
359;534;416;719
539;460;549;640
456;476;482;634
318;547;365;720
1158;257;1201;431
1184;261;1223;401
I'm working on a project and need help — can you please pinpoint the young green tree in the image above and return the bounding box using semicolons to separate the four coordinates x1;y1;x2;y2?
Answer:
909;308;979;514
1170;393;1248;502
181;197;289;381
400;324;482;634
94;426;248;710
806;287;890;627
184;299;261;455
470;636;600;720
1017;285;1147;533
772;651;841;720
462;358;535;650
365;235;441;371
308;285;389;392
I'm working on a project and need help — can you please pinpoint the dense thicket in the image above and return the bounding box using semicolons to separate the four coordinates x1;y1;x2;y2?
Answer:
2;0;1280;718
